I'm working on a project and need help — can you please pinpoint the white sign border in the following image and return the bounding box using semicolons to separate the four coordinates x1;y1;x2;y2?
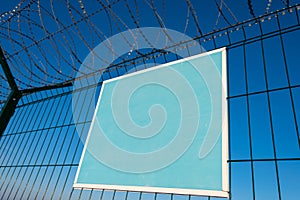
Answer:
73;47;229;198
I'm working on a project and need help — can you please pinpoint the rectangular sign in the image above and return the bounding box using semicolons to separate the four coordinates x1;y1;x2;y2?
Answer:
74;48;229;197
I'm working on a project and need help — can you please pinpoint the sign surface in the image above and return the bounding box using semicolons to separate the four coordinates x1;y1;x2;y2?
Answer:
74;48;228;197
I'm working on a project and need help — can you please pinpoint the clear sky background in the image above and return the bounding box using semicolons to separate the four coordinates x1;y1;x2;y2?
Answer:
0;0;299;200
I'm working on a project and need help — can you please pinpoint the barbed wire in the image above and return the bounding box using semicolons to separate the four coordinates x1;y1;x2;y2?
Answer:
0;0;32;23
0;0;296;104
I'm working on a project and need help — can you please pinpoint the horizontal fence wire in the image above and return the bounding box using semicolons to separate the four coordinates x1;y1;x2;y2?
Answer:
0;2;300;200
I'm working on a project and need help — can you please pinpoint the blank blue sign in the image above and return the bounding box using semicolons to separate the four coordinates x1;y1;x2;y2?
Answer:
74;48;229;197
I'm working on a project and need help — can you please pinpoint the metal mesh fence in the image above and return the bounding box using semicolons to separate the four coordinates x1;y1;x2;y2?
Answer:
0;1;300;200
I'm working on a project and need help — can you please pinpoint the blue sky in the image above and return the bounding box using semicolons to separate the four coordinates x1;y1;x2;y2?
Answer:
0;1;300;200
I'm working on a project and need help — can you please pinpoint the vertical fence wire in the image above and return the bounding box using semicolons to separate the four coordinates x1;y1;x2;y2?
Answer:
0;4;300;200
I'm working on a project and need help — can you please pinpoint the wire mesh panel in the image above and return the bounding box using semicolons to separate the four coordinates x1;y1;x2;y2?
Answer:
0;1;300;200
